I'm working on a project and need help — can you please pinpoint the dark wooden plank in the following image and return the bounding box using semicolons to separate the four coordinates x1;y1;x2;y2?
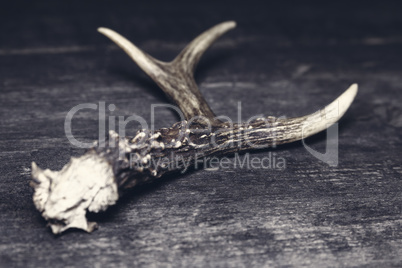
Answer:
1;1;402;267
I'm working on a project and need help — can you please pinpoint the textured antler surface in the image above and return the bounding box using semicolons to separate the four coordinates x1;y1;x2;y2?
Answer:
31;21;358;234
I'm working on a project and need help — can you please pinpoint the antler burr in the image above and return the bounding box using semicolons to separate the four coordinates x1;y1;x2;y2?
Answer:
31;21;358;234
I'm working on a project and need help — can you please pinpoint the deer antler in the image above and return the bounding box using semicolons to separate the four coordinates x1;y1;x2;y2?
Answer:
31;21;358;234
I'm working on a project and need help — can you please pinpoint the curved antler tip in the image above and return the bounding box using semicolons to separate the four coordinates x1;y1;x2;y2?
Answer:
292;83;358;140
338;83;358;112
223;20;237;28
97;27;111;34
348;83;358;94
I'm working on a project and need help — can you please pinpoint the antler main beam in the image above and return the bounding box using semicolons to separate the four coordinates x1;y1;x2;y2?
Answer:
31;21;358;234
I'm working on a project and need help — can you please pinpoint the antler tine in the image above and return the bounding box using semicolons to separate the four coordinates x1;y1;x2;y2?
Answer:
98;21;236;123
173;21;236;73
97;28;164;82
268;84;358;145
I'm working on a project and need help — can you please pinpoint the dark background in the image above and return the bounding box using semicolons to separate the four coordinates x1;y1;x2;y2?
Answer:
1;0;402;267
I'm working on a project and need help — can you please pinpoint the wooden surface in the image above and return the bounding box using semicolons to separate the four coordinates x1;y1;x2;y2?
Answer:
1;1;402;267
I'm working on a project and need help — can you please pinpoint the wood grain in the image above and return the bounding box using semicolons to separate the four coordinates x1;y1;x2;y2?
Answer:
1;0;401;267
